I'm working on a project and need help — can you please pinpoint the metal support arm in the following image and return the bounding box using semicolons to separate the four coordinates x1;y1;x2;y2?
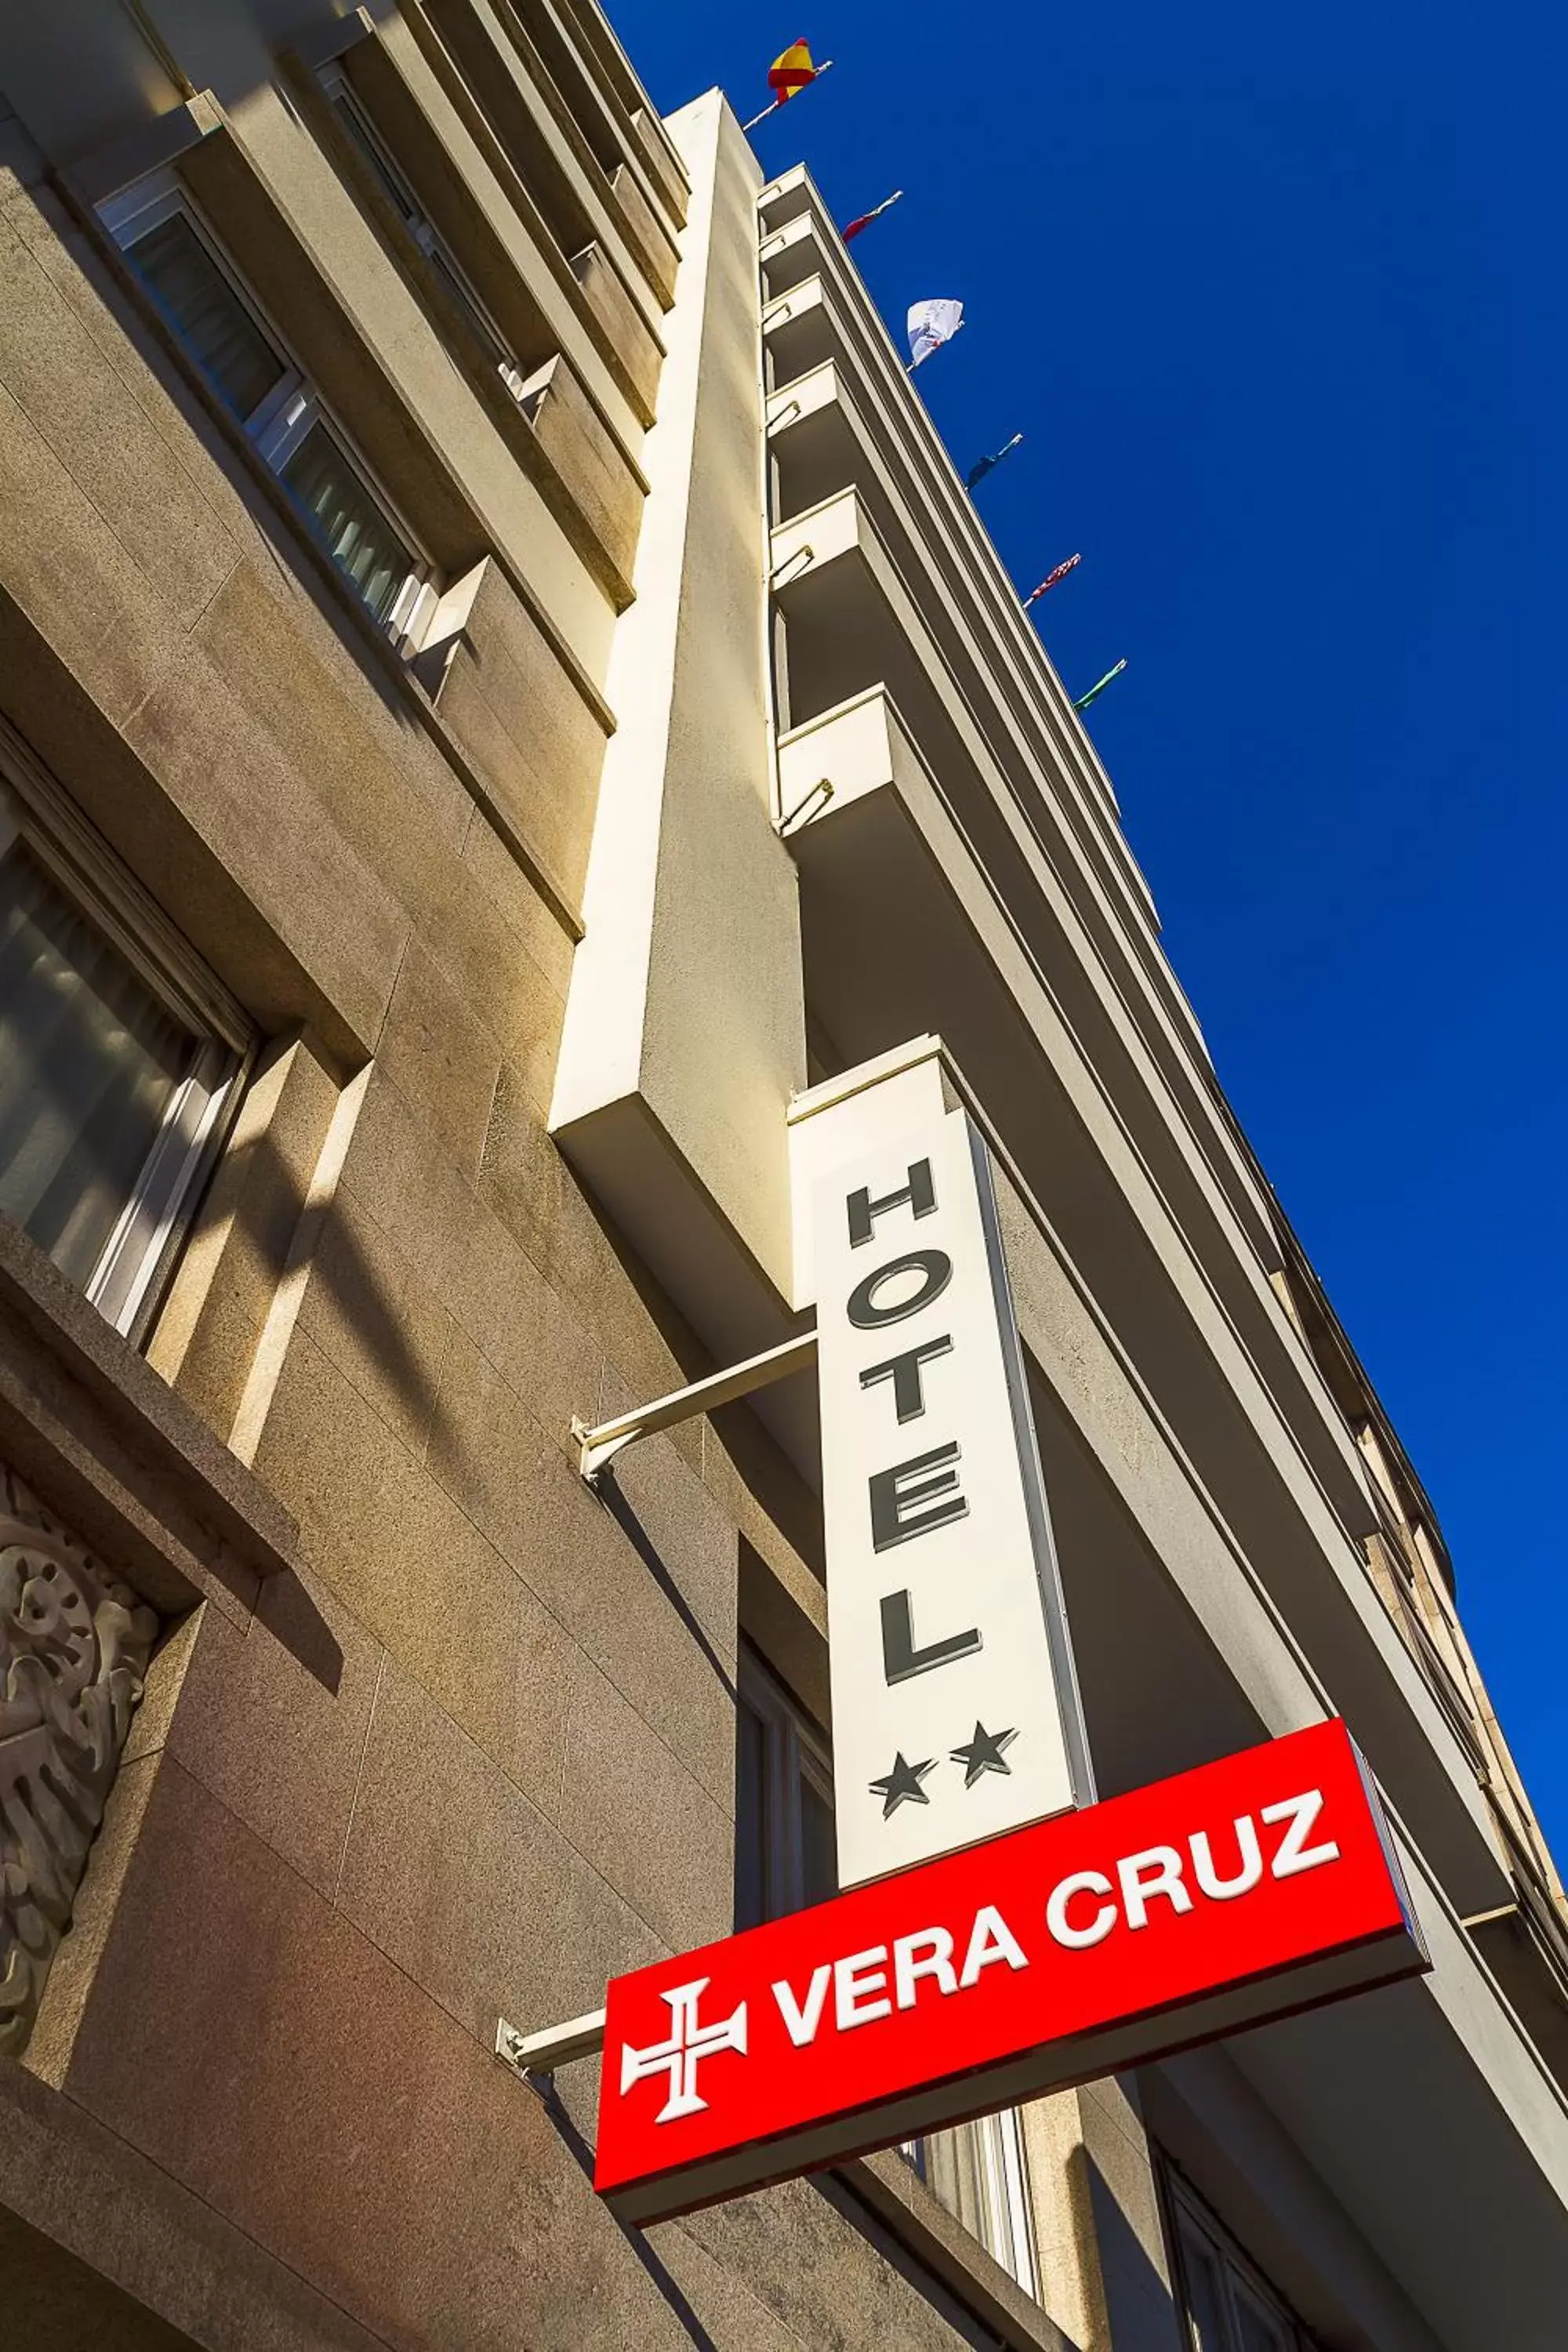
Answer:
495;2009;606;2086
572;1329;817;1484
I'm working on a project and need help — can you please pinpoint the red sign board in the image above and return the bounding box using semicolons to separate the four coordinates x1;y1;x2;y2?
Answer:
595;1722;1425;2224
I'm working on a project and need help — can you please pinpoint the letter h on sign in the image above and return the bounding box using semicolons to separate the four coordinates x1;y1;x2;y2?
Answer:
813;1101;1094;1891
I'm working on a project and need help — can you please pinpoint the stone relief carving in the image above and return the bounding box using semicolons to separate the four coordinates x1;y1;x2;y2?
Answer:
0;1462;157;2055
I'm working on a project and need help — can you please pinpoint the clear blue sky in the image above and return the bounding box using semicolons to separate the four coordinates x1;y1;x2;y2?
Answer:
612;1;1567;1854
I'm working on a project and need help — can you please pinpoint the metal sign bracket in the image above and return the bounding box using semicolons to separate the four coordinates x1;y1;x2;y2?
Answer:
571;1329;816;1485
495;2008;606;2090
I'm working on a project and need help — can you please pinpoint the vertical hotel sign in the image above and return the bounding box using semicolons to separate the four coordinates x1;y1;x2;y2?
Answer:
796;1043;1094;1889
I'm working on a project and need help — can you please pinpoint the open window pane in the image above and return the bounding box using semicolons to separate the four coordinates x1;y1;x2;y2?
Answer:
281;422;412;623
0;840;196;1290
129;211;287;422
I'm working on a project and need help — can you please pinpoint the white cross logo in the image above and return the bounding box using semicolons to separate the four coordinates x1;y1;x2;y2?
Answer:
619;1976;748;2123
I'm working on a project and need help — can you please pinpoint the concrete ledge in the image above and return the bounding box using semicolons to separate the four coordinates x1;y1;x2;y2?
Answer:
0;1218;298;1613
840;2149;1073;2352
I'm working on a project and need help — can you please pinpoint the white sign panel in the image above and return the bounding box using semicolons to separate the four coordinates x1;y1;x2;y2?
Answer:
814;1104;1094;1889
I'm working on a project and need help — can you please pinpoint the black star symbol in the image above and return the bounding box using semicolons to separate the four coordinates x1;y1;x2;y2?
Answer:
951;1722;1018;1788
869;1751;936;1818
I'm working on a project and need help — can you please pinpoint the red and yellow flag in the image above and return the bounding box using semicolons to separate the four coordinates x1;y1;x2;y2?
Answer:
768;38;818;103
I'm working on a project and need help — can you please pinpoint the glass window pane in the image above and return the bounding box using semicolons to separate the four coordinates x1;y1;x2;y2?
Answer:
0;841;194;1290
1234;2285;1290;2352
330;93;419;225
1178;2220;1234;2352
734;1700;767;1931
129;212;286;422
799;1769;837;1909
281;423;412;623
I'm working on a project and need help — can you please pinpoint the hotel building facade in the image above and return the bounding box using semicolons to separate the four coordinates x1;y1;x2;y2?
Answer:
0;3;1565;2345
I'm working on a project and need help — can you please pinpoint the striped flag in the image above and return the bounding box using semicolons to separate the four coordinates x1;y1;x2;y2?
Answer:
843;191;903;242
768;38;818;101
1023;554;1081;604
744;40;833;129
966;433;1023;490
908;297;964;370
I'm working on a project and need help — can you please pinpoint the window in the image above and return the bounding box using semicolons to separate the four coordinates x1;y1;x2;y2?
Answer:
320;69;539;410
102;172;430;634
735;1643;836;1930
0;725;251;1340
734;1644;1037;2297
902;2114;1038;2299
1168;2172;1323;2352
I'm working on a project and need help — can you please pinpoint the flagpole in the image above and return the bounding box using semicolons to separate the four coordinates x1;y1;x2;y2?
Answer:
1073;658;1127;713
842;189;903;241
742;58;834;132
965;431;1023;489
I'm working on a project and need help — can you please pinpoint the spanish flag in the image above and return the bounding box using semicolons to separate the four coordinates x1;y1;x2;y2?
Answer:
768;38;818;103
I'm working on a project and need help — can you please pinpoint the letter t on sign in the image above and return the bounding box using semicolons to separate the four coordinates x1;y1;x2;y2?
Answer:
795;1044;1094;1893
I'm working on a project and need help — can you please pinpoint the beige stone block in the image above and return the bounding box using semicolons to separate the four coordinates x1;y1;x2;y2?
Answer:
336;1653;661;2042
381;1471;576;1806
0;208;242;632
296;1179;456;1458
123;635;409;1057
430;556;609;918
0;2204;203;2351
679;2168;995;2352
0;378;187;732
451;1225;603;1452
562;1657;733;1953
630;107;689;229
608;161;679;306
597;1374;736;1621
479;1062;702;1425
407;841;569;1109
372;935;504;1180
189;558;472;869
248;1324;425;1604
429;1334;735;1809
572;238;662;420
4;179;264;555
54;1755;671;2348
160;1570;383;1904
528;350;644;590
0;2050;392;2351
459;798;578;998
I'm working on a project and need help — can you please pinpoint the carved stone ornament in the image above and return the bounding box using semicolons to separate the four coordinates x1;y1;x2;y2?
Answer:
1;1461;158;2055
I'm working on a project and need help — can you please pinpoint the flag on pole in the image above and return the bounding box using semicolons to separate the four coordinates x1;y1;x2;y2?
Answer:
1023;554;1082;604
842;190;903;242
1073;658;1127;713
768;38;819;101
907;298;964;370
742;40;833;129
965;432;1023;490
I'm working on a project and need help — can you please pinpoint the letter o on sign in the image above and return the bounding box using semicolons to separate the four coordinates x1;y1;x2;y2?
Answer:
847;1250;953;1330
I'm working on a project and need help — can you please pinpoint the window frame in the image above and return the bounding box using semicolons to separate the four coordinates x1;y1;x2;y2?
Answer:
100;168;437;642
0;717;255;1345
1164;2165;1323;2352
317;64;539;410
735;1642;836;1928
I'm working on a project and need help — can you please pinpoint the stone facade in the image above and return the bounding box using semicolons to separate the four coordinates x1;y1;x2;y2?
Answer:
0;5;1564;2349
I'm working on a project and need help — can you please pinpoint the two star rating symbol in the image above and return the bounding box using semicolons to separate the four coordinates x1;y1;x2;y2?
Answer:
869;1722;1018;1818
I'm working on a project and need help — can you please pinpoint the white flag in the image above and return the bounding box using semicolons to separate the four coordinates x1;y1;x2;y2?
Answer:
907;297;964;370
